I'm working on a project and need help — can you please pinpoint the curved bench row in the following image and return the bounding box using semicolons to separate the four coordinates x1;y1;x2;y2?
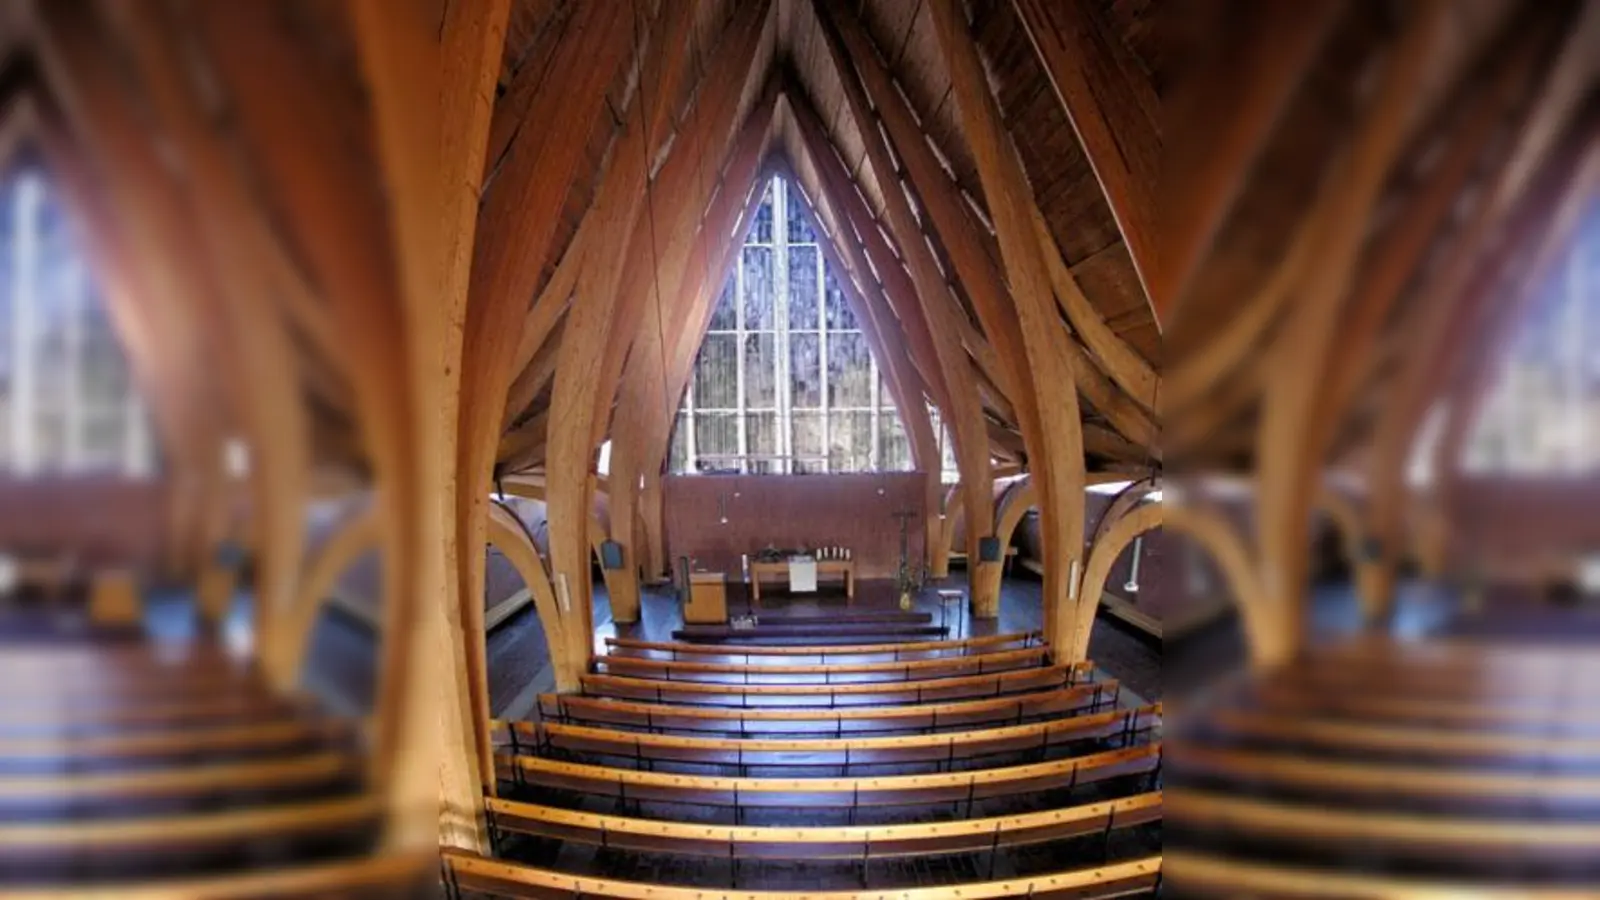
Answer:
534;682;1120;736
444;848;1161;899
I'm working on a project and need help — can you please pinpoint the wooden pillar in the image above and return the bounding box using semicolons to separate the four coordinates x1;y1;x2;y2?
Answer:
930;0;1087;646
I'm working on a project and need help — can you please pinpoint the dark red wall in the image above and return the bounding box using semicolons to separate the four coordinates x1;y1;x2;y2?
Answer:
664;473;927;580
0;474;168;571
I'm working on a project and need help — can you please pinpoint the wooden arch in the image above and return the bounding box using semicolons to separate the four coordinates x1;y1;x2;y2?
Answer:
1068;501;1276;667
936;480;966;575
1315;484;1364;568
269;505;380;691
1090;477;1159;546
486;502;575;692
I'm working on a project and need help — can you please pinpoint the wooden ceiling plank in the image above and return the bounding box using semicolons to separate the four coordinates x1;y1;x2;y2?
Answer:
930;0;1088;638
822;0;1155;449
1156;0;1342;325
1011;0;1159;315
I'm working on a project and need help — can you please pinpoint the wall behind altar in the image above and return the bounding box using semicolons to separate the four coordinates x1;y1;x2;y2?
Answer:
0;474;168;571
1447;476;1600;583
664;473;927;580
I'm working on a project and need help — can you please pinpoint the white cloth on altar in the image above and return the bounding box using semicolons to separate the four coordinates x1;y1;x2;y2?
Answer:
788;556;818;593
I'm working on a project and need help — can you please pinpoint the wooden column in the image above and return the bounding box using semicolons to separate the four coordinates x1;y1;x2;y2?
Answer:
593;5;771;622
930;0;1087;644
454;3;635;697
1252;0;1445;663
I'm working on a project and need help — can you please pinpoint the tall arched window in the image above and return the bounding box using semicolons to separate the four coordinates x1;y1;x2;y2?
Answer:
670;174;915;475
1462;207;1600;476
0;167;155;478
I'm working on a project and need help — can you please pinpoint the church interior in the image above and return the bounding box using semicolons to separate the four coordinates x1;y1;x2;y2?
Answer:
0;0;1595;897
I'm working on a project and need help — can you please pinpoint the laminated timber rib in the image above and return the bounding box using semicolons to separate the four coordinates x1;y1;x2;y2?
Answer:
930;0;1088;650
544;0;763;668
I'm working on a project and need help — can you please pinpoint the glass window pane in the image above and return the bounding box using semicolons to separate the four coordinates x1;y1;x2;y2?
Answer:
743;333;777;409
880;414;911;471
707;279;736;331
787;182;817;243
741;246;774;330
790;333;821;408
825;268;857;329
791;411;824;473
747;180;775;244
693;334;738;409
828;332;874;408
669;412;689;473
828;411;873;472
745;412;778;473
788;245;818;330
694;413;738;472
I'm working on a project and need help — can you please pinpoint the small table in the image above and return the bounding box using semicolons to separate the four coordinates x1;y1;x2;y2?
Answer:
749;558;855;606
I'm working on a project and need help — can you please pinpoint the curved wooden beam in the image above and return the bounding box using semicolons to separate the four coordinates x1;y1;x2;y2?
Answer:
1255;0;1448;653
270;505;382;691
1012;0;1157;314
1315;485;1363;569
1163;504;1276;667
1090;477;1159;547
1069;501;1161;661
486;502;575;692
932;0;1087;637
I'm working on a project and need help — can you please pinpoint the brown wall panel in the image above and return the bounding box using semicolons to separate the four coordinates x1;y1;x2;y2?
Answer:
664;473;927;580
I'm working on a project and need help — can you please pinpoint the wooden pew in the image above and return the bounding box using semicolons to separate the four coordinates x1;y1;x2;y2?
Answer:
497;743;1161;815
1207;709;1600;764
0;719;354;772
671;623;949;643
0;794;381;865
1169;788;1600;862
482;791;1162;861
8;850;432;898
605;631;1042;661
533;682;1120;736
1250;682;1600;733
443;848;1163;898
0;752;361;816
592;646;1051;684
524;705;1161;771
1164;849;1589;899
1173;744;1600;809
579;662;1096;708
0;693;300;735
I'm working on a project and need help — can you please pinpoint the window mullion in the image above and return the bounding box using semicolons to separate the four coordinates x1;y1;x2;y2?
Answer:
773;176;793;475
12;176;40;475
64;257;85;471
818;244;829;474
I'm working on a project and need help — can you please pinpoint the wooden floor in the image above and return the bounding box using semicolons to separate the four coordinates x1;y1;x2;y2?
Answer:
452;615;1163;896
1167;628;1600;897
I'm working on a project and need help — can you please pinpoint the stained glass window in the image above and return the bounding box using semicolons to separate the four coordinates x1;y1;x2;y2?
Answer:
672;174;913;474
0;168;154;478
